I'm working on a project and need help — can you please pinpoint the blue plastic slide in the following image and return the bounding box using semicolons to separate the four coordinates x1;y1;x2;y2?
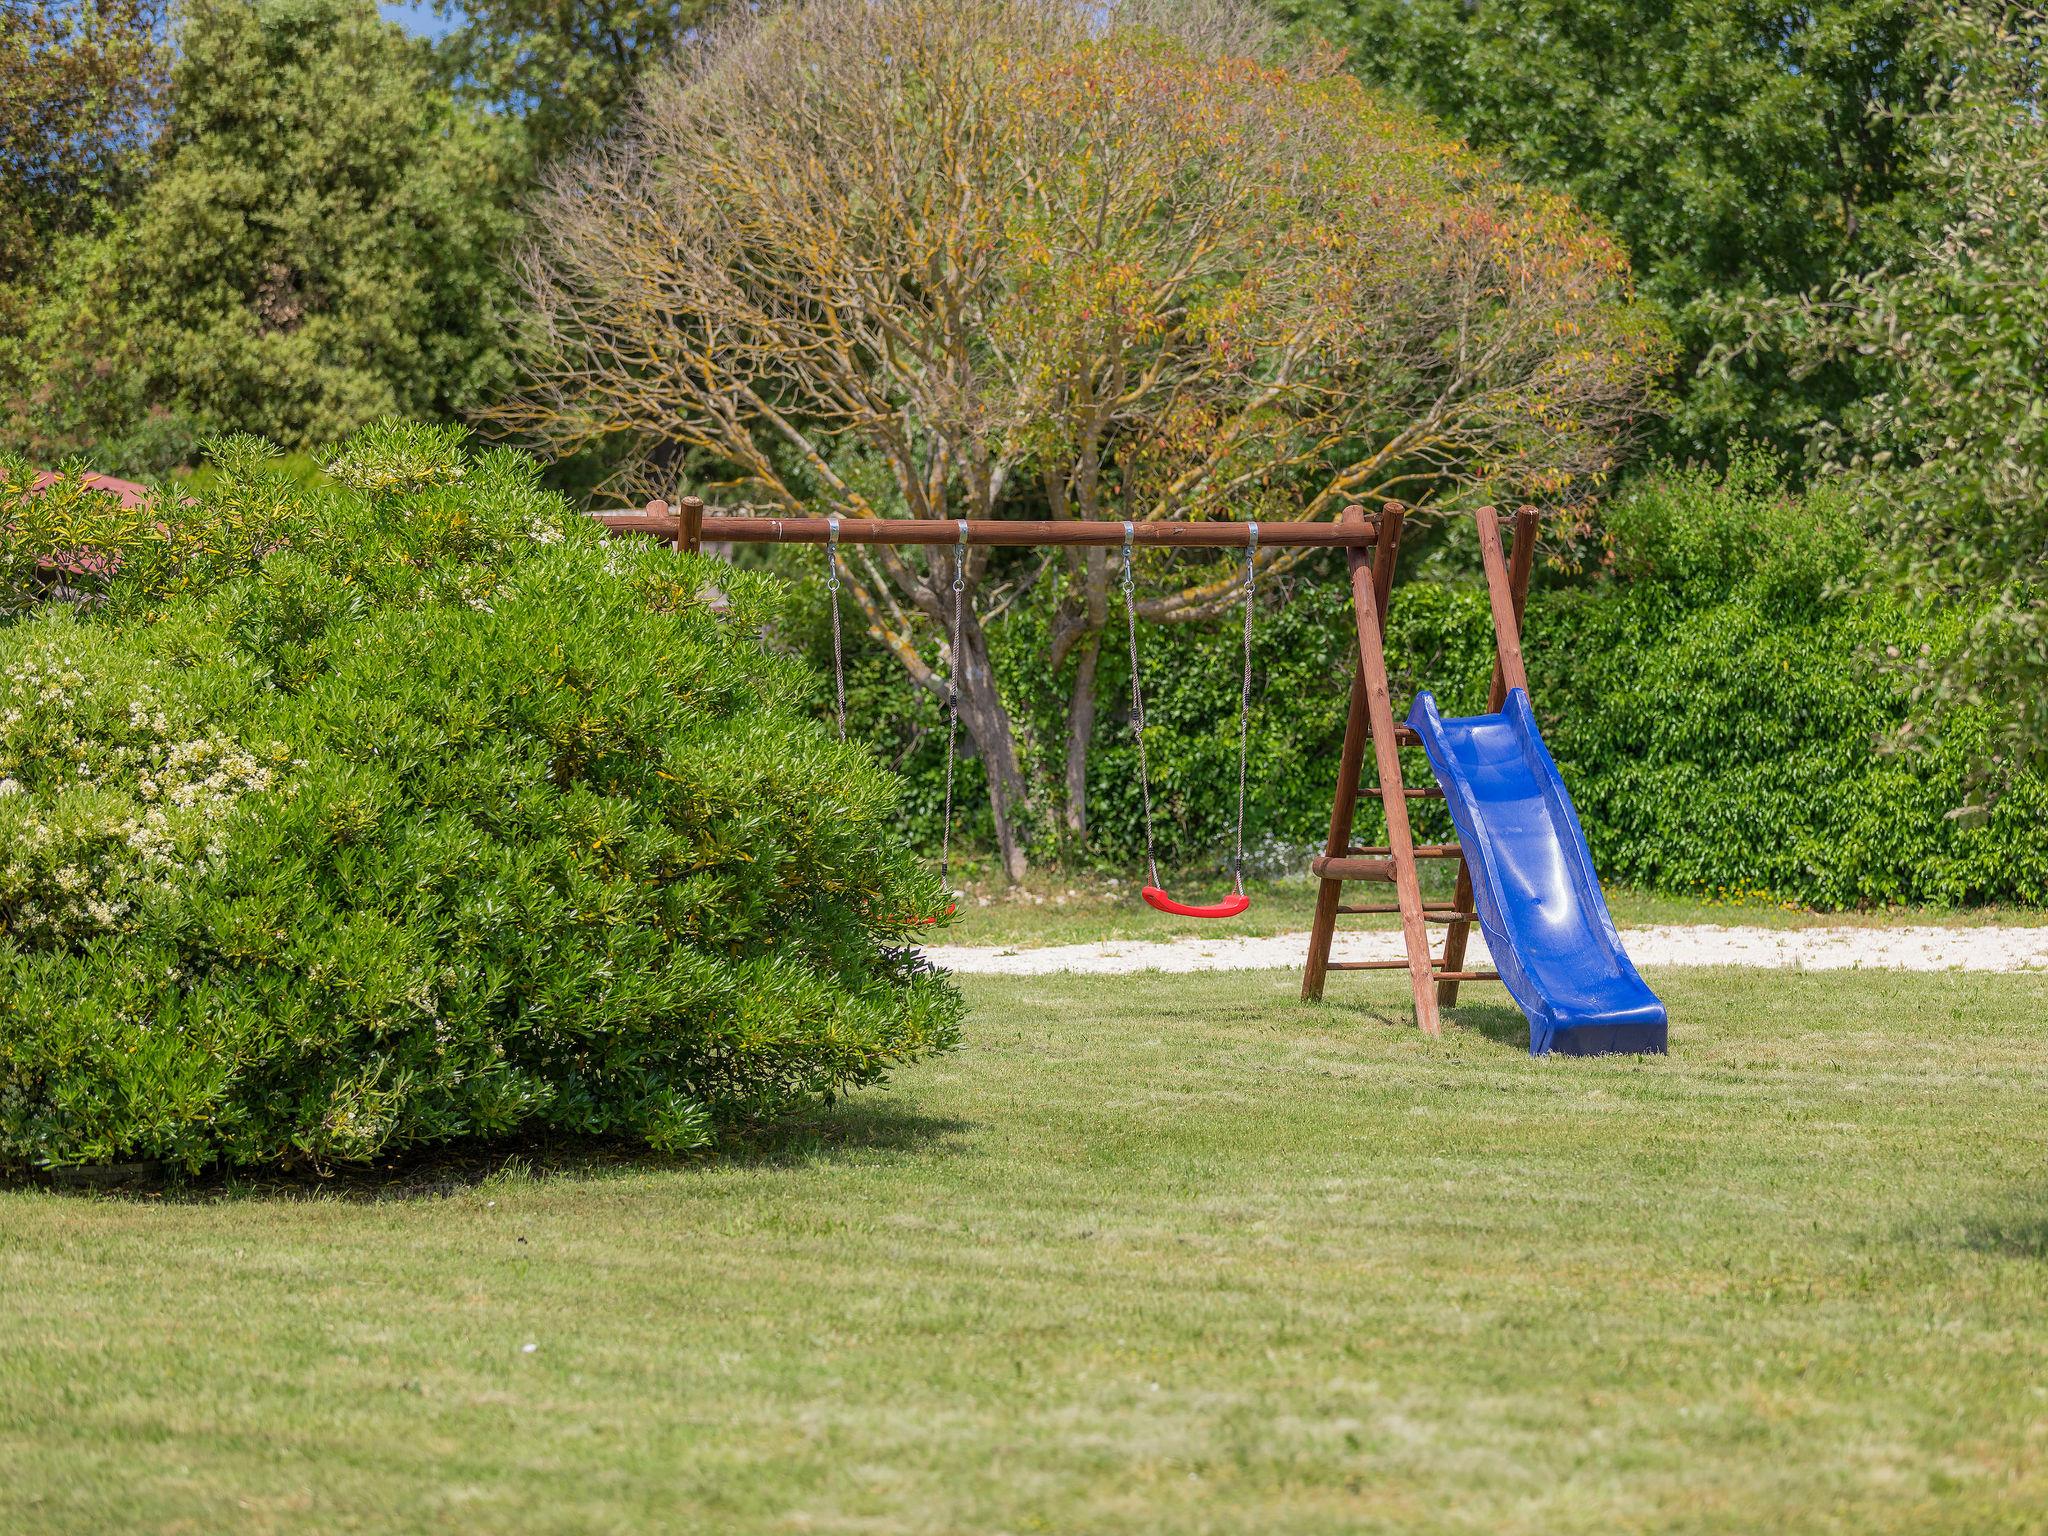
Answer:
1406;689;1667;1057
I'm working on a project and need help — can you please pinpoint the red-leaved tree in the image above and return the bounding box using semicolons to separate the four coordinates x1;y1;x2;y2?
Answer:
493;0;1669;878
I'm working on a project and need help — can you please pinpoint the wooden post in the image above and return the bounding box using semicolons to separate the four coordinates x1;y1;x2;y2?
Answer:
677;495;704;555
1439;506;1539;1005
1475;505;1528;695
1482;505;1538;713
1303;503;1404;1002
1347;509;1438;1034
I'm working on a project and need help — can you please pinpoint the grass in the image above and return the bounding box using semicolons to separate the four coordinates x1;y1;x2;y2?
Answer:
936;863;2048;947
5;966;2047;1534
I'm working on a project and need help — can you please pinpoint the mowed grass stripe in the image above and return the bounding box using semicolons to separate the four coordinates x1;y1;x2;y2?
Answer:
3;967;2045;1534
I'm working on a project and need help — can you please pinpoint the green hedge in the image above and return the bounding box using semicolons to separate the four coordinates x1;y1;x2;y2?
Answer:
809;462;2048;908
0;431;958;1173
1536;465;2048;907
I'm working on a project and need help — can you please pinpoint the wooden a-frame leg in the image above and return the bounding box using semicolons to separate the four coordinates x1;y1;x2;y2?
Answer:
1304;503;1402;1003
1304;502;1419;1018
1348;522;1439;1035
1438;506;1538;1007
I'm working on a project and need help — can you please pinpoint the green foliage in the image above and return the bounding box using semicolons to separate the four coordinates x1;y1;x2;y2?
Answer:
1773;3;2048;780
1537;459;2048;907
0;2;177;465
1;0;524;464
0;429;959;1172
0;217;211;470
1277;0;1939;464
0;0;165;287
433;0;724;165
133;0;522;446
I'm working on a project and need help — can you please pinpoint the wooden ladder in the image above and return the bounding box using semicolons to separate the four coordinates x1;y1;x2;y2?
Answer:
1300;503;1540;1030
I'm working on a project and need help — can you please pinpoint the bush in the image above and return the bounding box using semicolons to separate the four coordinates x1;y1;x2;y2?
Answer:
0;428;959;1172
1535;459;2048;908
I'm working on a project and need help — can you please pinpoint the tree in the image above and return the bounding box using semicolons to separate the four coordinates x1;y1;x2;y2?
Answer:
0;1;166;459
0;0;164;290
1779;3;2048;782
493;0;1667;879
1276;0;1941;464
433;0;722;166
111;0;522;448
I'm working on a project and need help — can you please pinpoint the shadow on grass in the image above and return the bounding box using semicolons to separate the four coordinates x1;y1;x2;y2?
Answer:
1443;1000;1531;1052
7;1097;973;1206
1957;1202;2048;1262
1891;1187;2048;1263
726;1097;975;1170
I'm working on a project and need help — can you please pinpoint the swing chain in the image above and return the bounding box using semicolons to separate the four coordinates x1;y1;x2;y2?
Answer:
825;516;846;743
939;519;968;889
1233;522;1258;894
1120;520;1160;890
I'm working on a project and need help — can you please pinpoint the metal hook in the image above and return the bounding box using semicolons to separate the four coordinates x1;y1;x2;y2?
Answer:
953;518;968;592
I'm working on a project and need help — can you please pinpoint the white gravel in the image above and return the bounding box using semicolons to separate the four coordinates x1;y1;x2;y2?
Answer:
920;924;2048;976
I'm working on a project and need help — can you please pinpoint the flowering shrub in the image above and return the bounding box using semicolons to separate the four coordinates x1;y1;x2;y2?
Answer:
0;426;959;1172
0;630;284;944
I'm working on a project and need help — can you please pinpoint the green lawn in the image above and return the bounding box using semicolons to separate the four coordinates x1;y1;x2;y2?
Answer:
5;966;2047;1534
937;864;2048;946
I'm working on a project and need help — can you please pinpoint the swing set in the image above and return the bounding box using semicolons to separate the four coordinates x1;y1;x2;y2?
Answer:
594;495;1552;1036
819;514;1264;921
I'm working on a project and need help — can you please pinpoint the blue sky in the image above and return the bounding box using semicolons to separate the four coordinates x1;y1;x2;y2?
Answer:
380;2;456;39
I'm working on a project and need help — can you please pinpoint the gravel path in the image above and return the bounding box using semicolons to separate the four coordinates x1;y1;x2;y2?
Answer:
921;924;2048;976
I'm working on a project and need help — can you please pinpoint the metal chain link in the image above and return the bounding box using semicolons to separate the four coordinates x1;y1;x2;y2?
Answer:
1233;522;1258;895
825;516;846;742
1120;521;1160;890
939;520;967;889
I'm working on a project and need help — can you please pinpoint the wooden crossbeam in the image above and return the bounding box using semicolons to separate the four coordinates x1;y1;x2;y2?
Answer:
595;500;1379;550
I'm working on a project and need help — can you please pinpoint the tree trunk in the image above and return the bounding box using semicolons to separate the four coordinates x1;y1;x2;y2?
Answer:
1063;633;1100;841
948;601;1031;884
1056;546;1111;847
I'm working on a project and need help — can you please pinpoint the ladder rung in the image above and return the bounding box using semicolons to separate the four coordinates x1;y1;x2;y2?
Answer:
1364;725;1423;745
1355;786;1445;801
1327;961;1501;981
1311;855;1395;881
1337;903;1475;920
1346;843;1463;859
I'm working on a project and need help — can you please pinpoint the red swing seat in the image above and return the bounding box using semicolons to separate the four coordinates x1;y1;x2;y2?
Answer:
1117;517;1261;926
1142;886;1251;920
